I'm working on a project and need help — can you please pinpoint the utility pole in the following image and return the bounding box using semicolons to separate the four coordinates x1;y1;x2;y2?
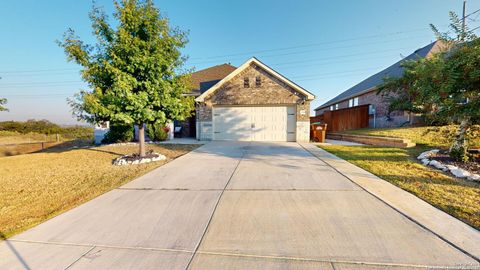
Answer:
462;0;467;41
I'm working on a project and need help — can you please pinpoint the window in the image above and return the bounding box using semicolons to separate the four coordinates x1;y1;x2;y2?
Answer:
330;105;334;111
255;76;261;87
335;104;339;110
348;97;359;107
244;77;250;88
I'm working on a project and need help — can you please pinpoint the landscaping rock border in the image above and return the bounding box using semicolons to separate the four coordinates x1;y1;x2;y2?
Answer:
113;152;166;166
417;149;480;182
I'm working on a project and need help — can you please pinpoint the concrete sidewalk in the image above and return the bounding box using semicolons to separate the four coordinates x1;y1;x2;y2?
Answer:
1;142;479;269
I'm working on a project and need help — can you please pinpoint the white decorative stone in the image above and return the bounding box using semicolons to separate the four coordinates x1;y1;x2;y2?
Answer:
446;165;459;171
467;174;480;181
417;149;440;160
140;158;150;164
417;153;427;160
416;149;478;182
152;155;166;161
421;159;430;165
428;160;444;170
112;153;166;166
450;168;471;178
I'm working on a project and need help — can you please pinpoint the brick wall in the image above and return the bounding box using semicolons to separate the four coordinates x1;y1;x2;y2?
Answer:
197;63;310;122
196;63;311;141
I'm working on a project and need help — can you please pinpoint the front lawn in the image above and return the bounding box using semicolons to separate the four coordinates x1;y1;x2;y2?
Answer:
320;126;480;229
0;143;199;239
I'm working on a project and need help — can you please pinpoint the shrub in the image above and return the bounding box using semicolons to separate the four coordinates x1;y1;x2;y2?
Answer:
147;122;169;141
102;123;134;143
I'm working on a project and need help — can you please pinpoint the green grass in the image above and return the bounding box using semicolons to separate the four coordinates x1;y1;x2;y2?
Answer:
0;143;199;239
320;125;480;229
341;125;480;148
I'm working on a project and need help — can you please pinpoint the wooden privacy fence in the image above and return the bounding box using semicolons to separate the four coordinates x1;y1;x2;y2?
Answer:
311;104;369;133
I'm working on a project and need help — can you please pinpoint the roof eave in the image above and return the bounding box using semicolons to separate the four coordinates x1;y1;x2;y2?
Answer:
314;86;377;111
195;57;315;102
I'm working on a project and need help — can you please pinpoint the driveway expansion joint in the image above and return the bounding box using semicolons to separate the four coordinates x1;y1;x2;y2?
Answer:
184;144;247;269
194;250;462;269
63;245;96;270
116;187;224;191
8;239;193;254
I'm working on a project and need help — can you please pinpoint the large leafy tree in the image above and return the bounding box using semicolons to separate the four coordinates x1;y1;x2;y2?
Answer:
59;0;194;156
0;98;7;112
379;12;480;161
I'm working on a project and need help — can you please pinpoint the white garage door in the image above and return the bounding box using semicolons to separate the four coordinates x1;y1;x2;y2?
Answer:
213;106;296;141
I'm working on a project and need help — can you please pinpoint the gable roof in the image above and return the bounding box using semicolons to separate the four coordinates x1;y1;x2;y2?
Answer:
187;63;237;96
195;57;315;102
314;40;447;111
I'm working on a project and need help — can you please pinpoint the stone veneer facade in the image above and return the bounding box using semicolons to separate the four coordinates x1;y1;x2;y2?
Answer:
196;63;311;141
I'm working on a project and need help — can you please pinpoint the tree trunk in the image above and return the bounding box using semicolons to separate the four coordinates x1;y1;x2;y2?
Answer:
449;118;470;162
138;123;146;157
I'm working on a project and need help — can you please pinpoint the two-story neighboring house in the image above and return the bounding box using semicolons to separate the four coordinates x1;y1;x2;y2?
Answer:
314;40;447;128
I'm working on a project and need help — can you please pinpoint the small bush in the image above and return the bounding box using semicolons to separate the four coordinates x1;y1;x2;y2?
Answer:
102;123;134;143
147;122;169;141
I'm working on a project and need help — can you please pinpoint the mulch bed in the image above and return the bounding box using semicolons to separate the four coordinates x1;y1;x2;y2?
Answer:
431;150;480;175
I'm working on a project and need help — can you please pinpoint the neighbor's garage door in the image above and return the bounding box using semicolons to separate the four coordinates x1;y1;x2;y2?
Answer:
213;106;296;141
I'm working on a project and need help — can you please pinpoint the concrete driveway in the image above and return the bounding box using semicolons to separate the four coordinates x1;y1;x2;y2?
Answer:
1;142;479;269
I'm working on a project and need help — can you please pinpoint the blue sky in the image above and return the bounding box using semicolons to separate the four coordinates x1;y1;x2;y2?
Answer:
0;0;478;125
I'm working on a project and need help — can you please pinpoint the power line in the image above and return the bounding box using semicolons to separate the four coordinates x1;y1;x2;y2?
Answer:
465;7;480;19
187;34;429;66
296;72;374;82
270;46;413;67
0;80;83;86
290;67;381;80
1;65;386;96
2;94;71;97
0;30;437;74
0;68;78;74
274;53;402;70
471;25;480;32
188;27;434;61
0;45;414;88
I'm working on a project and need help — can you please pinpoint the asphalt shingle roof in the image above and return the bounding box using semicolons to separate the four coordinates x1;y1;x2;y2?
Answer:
315;41;443;111
188;63;237;96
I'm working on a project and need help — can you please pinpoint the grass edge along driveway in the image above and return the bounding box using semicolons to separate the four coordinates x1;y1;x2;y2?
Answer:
0;144;199;239
319;142;480;230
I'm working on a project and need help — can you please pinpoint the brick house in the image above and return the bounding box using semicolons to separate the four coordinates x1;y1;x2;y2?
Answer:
175;63;237;137
179;57;315;142
314;41;447;128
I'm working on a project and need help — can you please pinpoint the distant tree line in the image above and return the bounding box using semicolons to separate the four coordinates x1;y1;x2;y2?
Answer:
0;119;93;139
